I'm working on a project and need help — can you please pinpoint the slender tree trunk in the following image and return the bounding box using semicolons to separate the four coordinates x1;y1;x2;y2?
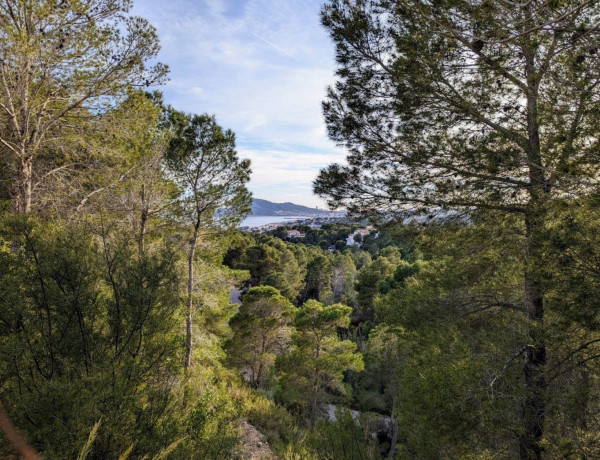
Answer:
310;387;318;427
310;341;321;427
254;362;263;389
387;401;398;459
333;268;343;302
254;335;267;389
519;35;548;459
14;155;33;214
139;184;148;257
519;216;546;460
12;53;33;214
184;222;200;369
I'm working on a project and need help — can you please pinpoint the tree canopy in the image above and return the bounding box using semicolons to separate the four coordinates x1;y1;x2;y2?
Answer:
0;0;168;213
314;1;600;458
315;0;600;216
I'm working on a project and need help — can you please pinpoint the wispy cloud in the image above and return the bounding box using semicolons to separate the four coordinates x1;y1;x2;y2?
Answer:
251;32;297;59
132;0;344;207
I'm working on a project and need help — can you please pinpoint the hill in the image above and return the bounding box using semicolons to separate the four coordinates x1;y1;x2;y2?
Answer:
251;198;344;216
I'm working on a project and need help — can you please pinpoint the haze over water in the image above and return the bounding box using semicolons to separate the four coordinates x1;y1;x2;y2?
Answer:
240;216;307;228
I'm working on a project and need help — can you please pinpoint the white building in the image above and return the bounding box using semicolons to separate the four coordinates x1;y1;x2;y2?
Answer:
346;227;372;246
287;230;305;238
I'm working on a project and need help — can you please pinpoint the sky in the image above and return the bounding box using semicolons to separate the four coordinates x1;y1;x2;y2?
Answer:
131;0;346;208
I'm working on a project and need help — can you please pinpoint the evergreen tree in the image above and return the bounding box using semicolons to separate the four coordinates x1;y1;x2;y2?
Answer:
0;0;167;213
0;217;184;458
315;1;600;456
303;254;332;301
165;110;251;368
227;286;295;389
278;300;364;426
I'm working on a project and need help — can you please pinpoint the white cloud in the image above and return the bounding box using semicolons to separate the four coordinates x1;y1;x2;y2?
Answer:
236;147;346;208
132;0;346;205
241;149;340;185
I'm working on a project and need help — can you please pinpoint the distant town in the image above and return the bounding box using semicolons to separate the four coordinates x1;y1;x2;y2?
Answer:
239;215;348;233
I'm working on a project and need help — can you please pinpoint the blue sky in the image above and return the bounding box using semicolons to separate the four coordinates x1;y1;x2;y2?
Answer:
132;0;345;208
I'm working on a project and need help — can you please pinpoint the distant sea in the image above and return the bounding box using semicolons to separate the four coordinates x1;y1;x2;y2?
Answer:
240;216;308;228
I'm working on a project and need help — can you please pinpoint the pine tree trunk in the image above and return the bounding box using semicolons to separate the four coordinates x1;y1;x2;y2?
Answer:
387;406;398;459
519;217;546;460
310;343;321;427
184;223;200;369
12;53;33;214
519;37;547;459
14;155;33;214
139;184;148;257
310;388;318;427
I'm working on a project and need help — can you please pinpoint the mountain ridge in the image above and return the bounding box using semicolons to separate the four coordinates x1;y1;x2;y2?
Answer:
251;198;343;216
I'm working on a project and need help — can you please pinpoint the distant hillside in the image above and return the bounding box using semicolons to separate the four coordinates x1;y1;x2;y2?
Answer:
251;198;344;216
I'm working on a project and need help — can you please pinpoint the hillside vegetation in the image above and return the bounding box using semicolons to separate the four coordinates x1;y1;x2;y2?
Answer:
2;1;600;460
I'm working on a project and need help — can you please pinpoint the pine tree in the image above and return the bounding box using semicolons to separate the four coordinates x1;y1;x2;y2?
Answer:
279;300;363;426
0;0;167;213
165;111;251;368
315;1;600;457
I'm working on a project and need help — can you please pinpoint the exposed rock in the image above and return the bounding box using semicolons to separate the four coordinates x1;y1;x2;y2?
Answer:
237;419;278;460
324;403;360;421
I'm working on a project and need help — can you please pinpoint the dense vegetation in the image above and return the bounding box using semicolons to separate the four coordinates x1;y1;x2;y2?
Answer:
314;1;600;458
2;1;600;459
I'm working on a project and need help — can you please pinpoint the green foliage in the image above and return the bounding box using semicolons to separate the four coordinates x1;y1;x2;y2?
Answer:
165;111;252;229
163;108;252;369
240;243;281;285
227;286;295;389
184;385;242;459
322;253;357;306
222;231;255;268
289;409;383;460
264;272;297;302
0;0;168;213
278;300;364;426
537;199;600;454
354;255;397;321
316;0;600;217
239;239;305;301
7;0;600;457
0;216;185;458
0;213;251;459
314;2;600;453
243;390;299;450
357;325;409;414
303;254;332;301
367;220;528;457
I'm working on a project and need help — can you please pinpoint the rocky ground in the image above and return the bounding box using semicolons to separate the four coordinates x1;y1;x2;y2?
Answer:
237;419;278;460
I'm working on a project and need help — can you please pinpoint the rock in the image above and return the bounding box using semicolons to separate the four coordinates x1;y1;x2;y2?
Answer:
237;419;278;459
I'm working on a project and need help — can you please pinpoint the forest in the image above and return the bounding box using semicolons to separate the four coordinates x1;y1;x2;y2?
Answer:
2;0;600;459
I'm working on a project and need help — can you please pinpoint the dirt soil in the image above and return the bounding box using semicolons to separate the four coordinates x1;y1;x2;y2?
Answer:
237;419;279;459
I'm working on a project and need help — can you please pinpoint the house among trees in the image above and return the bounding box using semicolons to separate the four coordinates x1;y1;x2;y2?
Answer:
346;227;373;246
287;229;305;238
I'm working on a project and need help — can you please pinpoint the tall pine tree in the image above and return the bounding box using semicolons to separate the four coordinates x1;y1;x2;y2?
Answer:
315;1;600;457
